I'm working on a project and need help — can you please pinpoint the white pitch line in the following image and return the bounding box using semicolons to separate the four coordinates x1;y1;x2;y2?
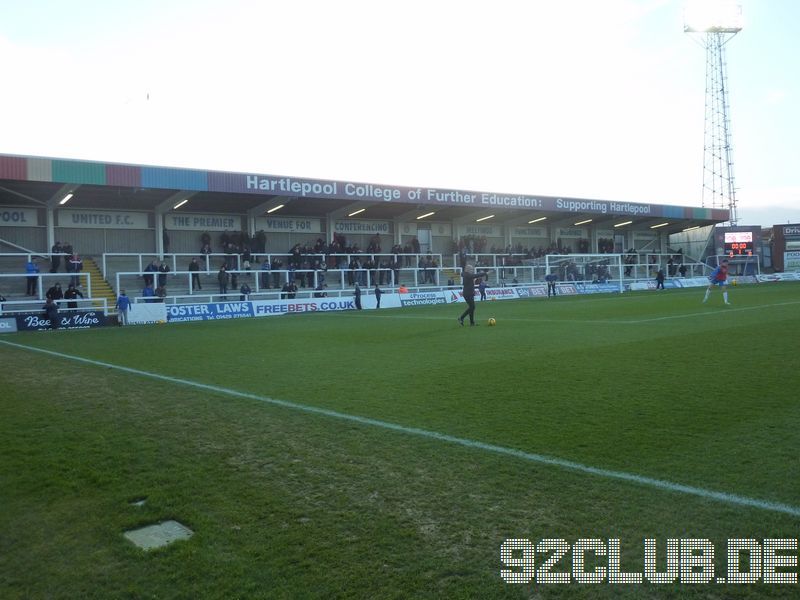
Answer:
622;300;800;324
345;299;800;325
2;338;800;519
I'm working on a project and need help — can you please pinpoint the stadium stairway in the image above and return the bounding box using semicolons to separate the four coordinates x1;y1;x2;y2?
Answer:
83;258;117;310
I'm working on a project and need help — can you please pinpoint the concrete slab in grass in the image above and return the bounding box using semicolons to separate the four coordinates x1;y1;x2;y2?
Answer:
124;520;193;550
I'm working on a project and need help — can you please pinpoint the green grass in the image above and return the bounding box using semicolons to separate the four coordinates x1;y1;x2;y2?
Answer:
1;283;800;598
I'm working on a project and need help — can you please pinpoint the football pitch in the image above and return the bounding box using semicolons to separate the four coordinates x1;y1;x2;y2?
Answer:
2;283;800;598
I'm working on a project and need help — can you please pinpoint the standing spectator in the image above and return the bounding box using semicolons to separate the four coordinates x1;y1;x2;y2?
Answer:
261;257;272;288
43;297;59;329
163;228;170;254
25;258;40;296
115;289;132;326
374;283;382;309
155;286;167;302
188;257;202;290
239;282;251;301
271;257;283;289
46;282;63;301
50;241;63;273
218;265;230;297
478;277;487;301
62;242;74;263
255;230;267;254
143;259;158;287
354;283;362;310
390;257;400;286
68;253;83;287
200;241;212;256
678;263;687;278
241;246;252;277
158;260;171;290
142;282;155;303
63;283;84;309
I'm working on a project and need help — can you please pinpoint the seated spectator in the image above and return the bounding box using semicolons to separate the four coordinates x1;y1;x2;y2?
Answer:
239;282;251;301
142;282;156;303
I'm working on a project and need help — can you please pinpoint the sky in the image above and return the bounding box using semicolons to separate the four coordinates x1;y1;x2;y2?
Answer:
0;0;798;227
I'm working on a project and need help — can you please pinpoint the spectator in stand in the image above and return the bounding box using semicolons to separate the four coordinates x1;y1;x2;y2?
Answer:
678;263;687;278
478;277;487;301
272;257;283;289
157;260;170;290
398;284;409;293
200;241;212;256
390;257;400;286
241;246;252;277
239;282;251;301
43;297;59;329
115;289;132;326
230;266;238;291
142;282;155;303
143;259;158;287
67;253;83;287
189;257;202;290
64;283;83;309
50;241;63;273
314;283;328;298
62;242;74;263
282;280;297;299
374;283;382;309
155;285;167;302
255;230;267;254
365;256;377;286
25;258;40;296
201;231;212;251
163;229;170;254
218;265;230;297
46;282;63;301
260;257;271;288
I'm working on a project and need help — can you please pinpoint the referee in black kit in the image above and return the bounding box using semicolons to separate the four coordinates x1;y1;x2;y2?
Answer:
458;264;489;326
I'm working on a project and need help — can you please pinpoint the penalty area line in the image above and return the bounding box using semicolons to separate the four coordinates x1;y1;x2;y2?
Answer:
2;338;800;519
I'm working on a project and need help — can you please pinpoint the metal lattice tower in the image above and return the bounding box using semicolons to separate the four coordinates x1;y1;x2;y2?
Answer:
685;2;742;225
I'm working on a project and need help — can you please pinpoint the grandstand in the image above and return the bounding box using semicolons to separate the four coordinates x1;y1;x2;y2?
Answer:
1;152;730;321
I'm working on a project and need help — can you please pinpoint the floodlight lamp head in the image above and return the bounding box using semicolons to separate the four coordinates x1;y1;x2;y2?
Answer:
683;0;742;33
